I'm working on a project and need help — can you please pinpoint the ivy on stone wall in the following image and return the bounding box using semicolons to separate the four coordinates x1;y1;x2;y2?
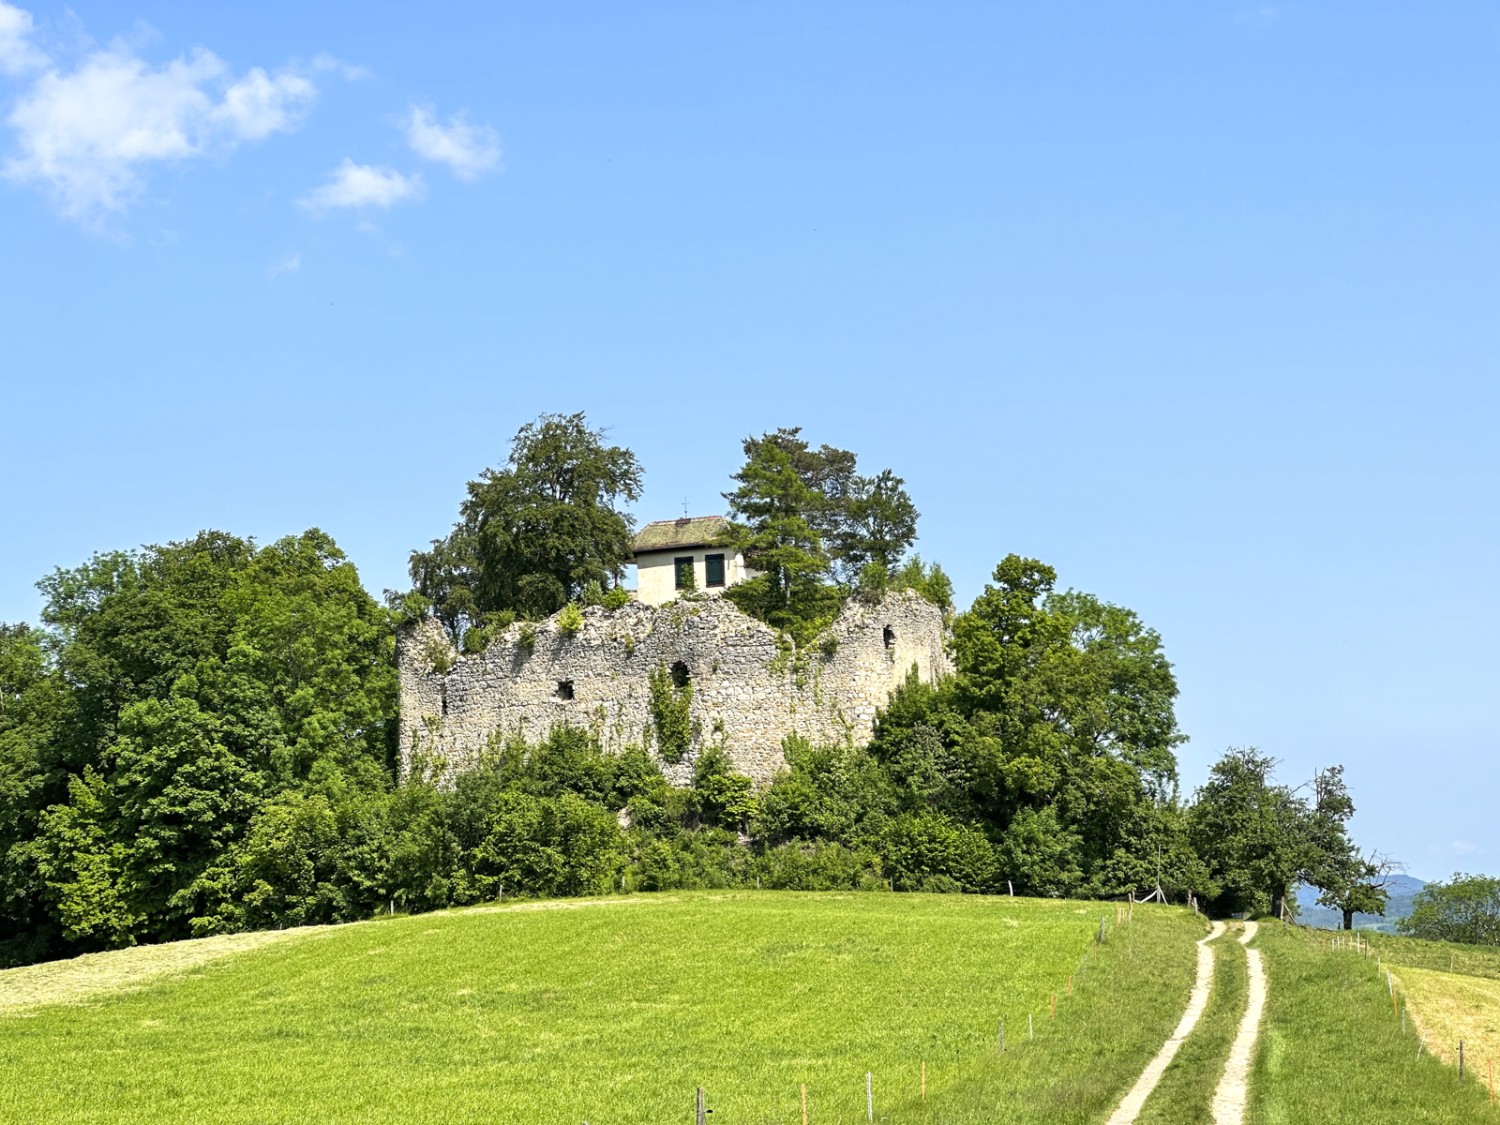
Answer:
648;663;694;763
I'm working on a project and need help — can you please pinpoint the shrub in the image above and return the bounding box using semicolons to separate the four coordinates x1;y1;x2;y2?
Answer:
424;636;455;674
688;745;758;830
557;602;585;635
882;812;999;893
471;792;626;898
755;842;885;891
891;554;954;610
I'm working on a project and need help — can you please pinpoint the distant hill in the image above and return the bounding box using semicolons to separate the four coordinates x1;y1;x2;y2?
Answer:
1295;875;1427;933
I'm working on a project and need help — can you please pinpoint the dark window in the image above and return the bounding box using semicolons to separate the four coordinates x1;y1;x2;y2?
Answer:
883;626;896;649
704;553;726;587
556;680;575;701
439;684;449;716
670;661;691;688
674;556;695;590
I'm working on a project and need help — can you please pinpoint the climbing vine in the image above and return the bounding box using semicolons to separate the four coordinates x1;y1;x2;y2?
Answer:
648;663;694;763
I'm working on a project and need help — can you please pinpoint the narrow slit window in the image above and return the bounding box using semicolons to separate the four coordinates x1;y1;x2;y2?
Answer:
556;680;575;701
882;626;896;649
704;553;726;588
440;684;449;716
674;556;695;590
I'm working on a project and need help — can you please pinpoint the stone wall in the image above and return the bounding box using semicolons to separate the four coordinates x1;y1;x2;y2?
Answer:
397;590;952;785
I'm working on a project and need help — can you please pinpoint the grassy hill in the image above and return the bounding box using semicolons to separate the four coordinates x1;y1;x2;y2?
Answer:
0;892;1202;1124
3;892;1496;1124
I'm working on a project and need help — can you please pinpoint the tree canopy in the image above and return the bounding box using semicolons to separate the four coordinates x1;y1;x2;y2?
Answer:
1398;874;1500;945
722;427;922;642
409;412;644;634
0;417;1405;969
0;529;396;963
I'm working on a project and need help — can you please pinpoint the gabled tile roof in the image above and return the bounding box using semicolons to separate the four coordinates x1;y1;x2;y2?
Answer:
632;515;732;554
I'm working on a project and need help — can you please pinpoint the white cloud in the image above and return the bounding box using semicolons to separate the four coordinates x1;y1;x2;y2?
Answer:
300;159;424;212
0;5;318;223
1452;840;1477;855
311;53;369;82
403;104;500;181
212;67;316;140
0;1;45;76
266;251;300;278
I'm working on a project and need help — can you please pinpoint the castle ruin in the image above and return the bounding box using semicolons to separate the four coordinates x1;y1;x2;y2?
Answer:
397;590;952;785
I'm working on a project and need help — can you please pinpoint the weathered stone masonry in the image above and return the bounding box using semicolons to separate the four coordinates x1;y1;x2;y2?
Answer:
398;590;952;785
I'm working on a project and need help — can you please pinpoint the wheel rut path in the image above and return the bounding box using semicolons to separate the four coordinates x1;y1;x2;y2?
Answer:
1210;919;1266;1125
1103;919;1227;1125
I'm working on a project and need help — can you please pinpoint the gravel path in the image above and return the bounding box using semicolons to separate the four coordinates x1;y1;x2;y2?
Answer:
1211;920;1266;1124
1103;919;1227;1125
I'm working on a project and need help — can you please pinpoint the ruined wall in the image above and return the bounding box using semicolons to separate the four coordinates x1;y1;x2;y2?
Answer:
397;590;952;785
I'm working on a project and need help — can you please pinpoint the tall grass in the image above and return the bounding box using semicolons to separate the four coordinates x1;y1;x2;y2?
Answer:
1249;923;1500;1124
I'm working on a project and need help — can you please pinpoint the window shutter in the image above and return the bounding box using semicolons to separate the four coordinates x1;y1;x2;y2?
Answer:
705;553;726;588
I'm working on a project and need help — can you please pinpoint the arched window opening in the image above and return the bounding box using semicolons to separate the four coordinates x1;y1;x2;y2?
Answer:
670;661;691;688
882;626;896;649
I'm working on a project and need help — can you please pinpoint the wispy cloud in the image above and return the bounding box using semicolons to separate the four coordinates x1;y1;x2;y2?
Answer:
1452;840;1477;855
0;3;319;224
403;104;500;181
311;52;369;82
266;251;300;278
0;1;45;76
300;159;424;212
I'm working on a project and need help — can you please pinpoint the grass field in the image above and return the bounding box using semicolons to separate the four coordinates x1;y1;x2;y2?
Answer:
1397;967;1500;1074
0;892;1202;1125
1351;929;1500;1080
1249;923;1500;1124
1367;930;1500;982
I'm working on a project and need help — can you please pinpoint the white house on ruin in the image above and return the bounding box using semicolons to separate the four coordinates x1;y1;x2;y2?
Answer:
630;515;754;607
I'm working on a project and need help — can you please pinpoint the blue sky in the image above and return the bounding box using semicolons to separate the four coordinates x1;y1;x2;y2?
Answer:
2;2;1496;881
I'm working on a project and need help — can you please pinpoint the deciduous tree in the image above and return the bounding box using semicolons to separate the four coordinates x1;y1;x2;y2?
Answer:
409;412;643;631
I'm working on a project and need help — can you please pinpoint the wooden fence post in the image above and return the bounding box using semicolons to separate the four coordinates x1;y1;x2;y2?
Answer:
696;1086;706;1125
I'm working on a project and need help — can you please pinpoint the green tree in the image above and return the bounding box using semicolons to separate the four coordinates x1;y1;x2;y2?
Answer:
723;429;920;590
946;555;1186;894
409;412;643;631
722;433;840;641
1315;850;1395;930
1302;766;1393;930
1398;874;1500;945
1188;748;1310;917
18;528;396;956
836;468;920;580
0;623;70;965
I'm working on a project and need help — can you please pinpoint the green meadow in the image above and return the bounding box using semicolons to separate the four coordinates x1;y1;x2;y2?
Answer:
7;893;1498;1124
1247;924;1500;1125
0;891;1201;1125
